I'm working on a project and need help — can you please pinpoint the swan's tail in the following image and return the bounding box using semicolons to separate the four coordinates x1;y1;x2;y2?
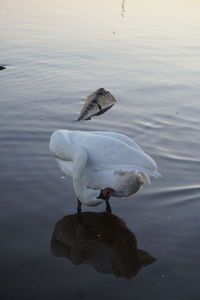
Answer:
140;173;151;185
136;168;161;185
131;165;161;180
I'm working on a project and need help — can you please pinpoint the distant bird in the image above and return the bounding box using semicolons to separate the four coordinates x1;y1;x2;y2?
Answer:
49;130;161;213
0;65;6;70
77;88;116;121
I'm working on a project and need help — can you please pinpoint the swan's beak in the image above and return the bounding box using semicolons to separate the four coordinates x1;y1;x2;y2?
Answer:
97;188;114;200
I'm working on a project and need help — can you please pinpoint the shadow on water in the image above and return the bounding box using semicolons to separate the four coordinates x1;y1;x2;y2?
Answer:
51;212;156;279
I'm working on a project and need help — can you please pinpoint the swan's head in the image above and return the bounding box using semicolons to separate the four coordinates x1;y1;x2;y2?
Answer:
97;188;115;200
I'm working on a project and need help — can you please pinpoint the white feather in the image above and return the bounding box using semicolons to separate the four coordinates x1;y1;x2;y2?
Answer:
50;130;161;206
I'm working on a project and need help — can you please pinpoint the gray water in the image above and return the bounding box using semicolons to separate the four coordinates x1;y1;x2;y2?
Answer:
1;0;200;299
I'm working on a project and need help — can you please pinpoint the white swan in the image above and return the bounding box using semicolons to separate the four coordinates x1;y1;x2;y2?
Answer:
49;130;161;212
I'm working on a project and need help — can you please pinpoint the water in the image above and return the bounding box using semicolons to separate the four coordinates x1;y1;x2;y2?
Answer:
1;0;200;299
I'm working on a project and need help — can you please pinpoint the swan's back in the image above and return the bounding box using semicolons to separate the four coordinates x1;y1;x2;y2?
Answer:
50;130;160;177
64;130;160;177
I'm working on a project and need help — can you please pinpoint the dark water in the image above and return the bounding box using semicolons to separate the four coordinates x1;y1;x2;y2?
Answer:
1;0;200;299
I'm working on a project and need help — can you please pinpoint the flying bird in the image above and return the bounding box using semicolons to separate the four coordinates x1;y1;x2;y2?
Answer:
49;130;161;213
77;88;116;121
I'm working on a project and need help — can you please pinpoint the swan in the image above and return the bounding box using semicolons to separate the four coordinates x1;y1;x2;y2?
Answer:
49;130;161;212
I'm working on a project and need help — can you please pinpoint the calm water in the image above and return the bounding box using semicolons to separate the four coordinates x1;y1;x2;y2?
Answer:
1;0;200;299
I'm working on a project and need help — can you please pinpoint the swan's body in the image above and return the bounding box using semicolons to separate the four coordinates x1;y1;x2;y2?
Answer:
49;130;160;208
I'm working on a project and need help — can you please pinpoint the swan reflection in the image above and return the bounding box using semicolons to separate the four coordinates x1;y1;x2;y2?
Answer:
51;212;155;278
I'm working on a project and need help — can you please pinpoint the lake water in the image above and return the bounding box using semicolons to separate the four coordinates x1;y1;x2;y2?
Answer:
1;0;200;299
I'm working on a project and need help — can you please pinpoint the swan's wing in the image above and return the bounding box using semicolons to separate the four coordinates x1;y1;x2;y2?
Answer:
69;131;160;178
91;131;143;152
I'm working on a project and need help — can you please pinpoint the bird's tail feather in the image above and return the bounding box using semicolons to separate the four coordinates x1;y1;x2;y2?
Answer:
134;166;161;179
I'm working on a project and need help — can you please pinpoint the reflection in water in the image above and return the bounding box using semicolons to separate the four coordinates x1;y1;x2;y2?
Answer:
51;212;155;278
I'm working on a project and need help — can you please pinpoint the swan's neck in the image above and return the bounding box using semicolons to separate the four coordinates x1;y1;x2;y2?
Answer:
73;174;101;205
72;145;87;194
73;176;85;202
72;146;101;205
72;146;88;180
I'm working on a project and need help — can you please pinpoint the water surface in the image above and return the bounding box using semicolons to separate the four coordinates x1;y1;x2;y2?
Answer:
1;0;200;299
